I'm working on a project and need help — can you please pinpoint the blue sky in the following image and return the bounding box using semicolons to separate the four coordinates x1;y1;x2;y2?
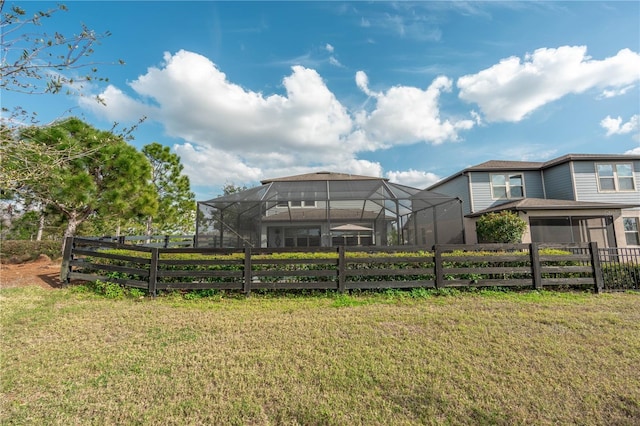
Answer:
3;1;640;199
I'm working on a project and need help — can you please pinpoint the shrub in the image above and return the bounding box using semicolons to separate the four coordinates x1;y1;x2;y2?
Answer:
476;211;527;243
0;240;63;263
91;280;126;299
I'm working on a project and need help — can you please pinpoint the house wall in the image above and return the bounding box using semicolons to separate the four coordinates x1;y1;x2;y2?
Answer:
262;220;385;248
431;175;471;214
463;217;478;244
571;160;640;203
542;162;574;199
619;208;640;248
468;170;545;213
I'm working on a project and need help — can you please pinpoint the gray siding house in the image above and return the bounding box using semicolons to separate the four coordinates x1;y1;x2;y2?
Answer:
427;154;640;248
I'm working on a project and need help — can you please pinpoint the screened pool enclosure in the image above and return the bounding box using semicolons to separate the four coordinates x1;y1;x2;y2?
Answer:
196;172;464;248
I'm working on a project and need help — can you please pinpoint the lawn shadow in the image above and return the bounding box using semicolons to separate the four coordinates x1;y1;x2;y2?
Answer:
38;272;65;289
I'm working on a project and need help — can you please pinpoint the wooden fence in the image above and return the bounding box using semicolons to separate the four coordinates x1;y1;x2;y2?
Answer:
61;237;608;295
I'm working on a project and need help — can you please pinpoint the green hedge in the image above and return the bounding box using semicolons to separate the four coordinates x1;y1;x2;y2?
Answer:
0;240;63;263
79;249;435;285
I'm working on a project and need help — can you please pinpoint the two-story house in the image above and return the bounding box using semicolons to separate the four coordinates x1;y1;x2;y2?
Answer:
427;154;640;248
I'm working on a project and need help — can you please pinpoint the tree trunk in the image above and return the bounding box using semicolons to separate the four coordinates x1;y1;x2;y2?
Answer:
61;213;80;255
36;212;45;241
64;213;79;239
146;215;153;244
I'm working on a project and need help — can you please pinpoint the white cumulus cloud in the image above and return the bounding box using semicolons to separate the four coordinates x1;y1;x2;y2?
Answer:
601;114;640;140
457;46;640;122
83;50;474;189
625;147;640;155
356;73;475;145
79;85;157;121
386;169;441;189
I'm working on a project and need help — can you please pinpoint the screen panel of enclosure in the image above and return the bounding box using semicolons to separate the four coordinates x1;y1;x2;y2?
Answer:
196;178;464;248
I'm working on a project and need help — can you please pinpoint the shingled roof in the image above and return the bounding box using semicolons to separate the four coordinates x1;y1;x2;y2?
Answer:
428;153;640;190
466;198;640;217
465;160;544;171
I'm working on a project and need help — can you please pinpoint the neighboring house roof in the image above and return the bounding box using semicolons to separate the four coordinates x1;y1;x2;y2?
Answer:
428;153;640;190
261;171;386;184
466;197;640;218
541;153;640;168
465;160;544;171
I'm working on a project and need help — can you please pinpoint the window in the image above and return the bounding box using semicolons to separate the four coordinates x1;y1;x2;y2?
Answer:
597;163;635;192
623;217;640;245
284;227;321;247
288;200;315;208
491;174;524;199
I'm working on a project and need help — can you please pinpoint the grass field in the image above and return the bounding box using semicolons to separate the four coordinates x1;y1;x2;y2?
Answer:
1;286;639;425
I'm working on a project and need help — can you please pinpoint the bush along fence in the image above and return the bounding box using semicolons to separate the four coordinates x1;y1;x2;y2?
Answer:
598;247;640;291
84;234;196;248
58;237;625;296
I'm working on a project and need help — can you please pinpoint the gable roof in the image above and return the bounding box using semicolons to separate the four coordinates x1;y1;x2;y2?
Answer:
466;197;640;218
428;153;640;190
542;153;640;168
466;160;544;171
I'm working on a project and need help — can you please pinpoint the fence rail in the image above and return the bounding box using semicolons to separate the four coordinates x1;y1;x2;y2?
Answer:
58;238;629;296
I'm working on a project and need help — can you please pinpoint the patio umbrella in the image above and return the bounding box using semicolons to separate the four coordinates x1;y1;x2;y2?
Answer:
330;224;373;231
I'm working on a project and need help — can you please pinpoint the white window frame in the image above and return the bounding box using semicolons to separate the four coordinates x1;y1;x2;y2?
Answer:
596;162;636;192
490;173;525;200
287;200;316;208
623;217;640;246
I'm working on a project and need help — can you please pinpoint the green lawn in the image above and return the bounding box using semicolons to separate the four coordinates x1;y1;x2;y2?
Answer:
1;287;639;425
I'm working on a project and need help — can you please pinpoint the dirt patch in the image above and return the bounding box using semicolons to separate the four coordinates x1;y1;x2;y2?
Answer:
0;255;64;290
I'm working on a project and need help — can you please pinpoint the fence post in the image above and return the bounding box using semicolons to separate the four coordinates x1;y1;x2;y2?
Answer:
118;236;126;245
433;245;442;289
60;236;74;284
530;242;542;290
243;247;252;296
149;248;159;297
589;242;604;293
338;245;346;293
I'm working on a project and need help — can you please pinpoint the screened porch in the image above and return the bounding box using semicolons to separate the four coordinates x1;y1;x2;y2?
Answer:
196;172;464;248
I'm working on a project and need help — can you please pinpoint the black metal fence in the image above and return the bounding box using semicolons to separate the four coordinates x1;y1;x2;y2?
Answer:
598;247;640;291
